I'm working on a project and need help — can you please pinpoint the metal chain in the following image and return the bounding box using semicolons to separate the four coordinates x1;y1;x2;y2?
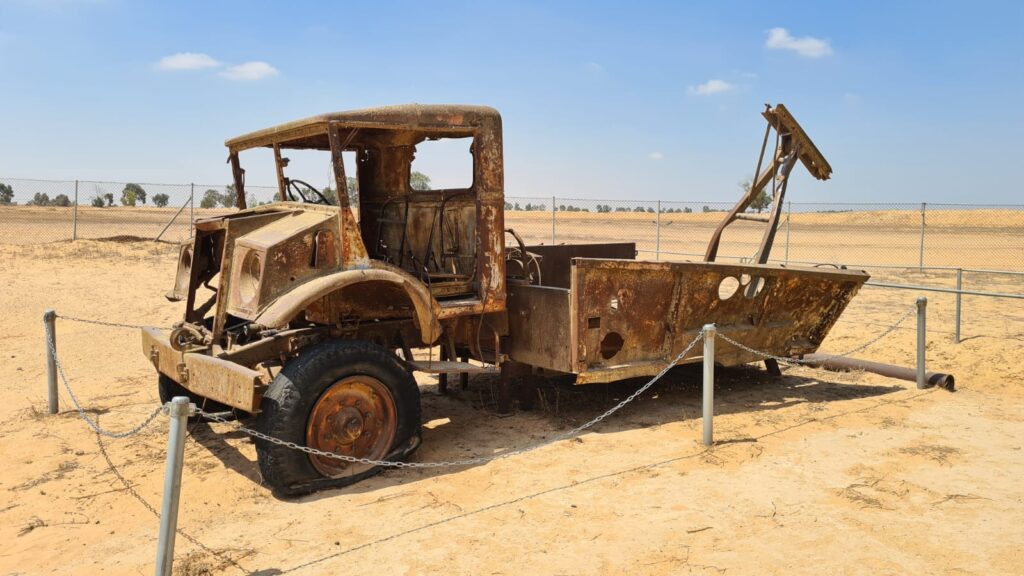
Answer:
200;329;708;469
56;313;170;331
716;303;917;366
45;330;165;438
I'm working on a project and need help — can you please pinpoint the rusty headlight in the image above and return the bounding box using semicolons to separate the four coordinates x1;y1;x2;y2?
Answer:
238;250;263;304
165;243;193;302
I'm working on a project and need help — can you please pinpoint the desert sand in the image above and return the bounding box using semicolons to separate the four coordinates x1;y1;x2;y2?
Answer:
0;213;1022;574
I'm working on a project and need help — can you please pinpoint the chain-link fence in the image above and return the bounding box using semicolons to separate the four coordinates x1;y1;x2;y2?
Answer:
2;177;1022;274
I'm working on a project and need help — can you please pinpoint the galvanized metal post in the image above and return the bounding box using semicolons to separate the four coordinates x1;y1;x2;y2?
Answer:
44;309;58;414
784;201;791;264
551;196;556;244
918;202;926;271
656;200;661;260
702;324;715;446
72;180;79;241
916;297;927;389
189;184;194;238
155;397;193;576
954;269;962;344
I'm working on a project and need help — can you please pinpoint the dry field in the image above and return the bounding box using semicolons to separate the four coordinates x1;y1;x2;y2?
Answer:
0;212;1022;575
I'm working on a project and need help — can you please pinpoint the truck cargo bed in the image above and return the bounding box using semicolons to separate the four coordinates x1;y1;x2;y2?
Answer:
506;244;868;384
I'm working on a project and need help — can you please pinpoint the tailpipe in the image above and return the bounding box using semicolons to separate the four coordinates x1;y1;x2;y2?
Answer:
802;354;955;391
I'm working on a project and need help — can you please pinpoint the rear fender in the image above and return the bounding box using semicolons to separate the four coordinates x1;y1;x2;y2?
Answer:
255;265;442;344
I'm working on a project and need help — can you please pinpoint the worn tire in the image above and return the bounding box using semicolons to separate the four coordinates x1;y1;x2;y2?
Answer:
157;373;234;423
255;340;422;497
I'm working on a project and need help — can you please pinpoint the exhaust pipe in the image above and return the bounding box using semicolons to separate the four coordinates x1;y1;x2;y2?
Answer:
802;354;955;391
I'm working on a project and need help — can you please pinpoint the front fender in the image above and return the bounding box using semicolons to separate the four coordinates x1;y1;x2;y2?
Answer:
254;266;442;344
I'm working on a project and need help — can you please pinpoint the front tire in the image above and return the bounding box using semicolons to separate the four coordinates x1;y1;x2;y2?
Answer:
255;340;422;497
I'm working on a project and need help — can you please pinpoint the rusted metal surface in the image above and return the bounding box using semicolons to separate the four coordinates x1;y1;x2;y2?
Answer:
803;354;955;390
305;376;398;477
142;327;265;411
521;243;636;289
505;285;572;373
568;258;868;384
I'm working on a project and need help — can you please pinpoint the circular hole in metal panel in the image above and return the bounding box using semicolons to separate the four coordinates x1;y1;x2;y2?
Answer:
718;276;740;300
600;332;624;360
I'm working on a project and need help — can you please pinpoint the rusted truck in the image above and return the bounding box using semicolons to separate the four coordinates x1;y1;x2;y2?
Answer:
143;103;868;495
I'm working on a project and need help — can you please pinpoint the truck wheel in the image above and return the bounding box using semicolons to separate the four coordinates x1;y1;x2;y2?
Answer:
157;374;233;423
255;340;422;497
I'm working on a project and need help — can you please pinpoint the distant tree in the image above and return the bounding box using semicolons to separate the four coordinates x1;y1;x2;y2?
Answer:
346;176;359;206
221;185;237;208
28;192;51;206
743;178;772;213
120;186;137;206
0;183;13;205
683;206;693;214
702;205;711;213
123;183;147;205
504;201;513;210
321;187;338;205
91;195;106;208
633;206;645;213
200;189;221;209
152;193;170;207
646;207;655;213
513;202;521;211
104;193;114;207
52;194;71;207
410;171;431;191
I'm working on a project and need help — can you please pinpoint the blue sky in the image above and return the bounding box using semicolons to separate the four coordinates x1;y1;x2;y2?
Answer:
1;0;1022;203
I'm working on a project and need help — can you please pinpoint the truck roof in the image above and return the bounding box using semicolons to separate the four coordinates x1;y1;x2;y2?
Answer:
225;103;501;153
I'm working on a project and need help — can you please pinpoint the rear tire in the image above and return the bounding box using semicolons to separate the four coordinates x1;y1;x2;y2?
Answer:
255;340;422;497
157;373;234;423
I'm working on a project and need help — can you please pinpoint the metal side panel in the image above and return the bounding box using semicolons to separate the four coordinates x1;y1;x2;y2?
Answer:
506;284;573;373
569;258;868;384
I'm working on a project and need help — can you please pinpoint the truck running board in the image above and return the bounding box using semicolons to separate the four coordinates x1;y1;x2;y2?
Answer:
406;360;497;375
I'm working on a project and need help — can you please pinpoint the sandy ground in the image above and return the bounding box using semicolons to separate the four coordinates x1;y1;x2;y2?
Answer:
0;233;1022;575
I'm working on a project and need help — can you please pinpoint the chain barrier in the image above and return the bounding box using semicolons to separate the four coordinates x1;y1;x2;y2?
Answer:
45;328;164;438
716;303;917;366
200;329;709;469
56;313;170;331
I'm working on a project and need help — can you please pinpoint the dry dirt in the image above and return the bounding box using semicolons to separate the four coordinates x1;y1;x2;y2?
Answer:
0;220;1022;575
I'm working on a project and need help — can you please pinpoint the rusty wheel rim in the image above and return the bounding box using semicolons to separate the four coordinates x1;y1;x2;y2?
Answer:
306;376;397;478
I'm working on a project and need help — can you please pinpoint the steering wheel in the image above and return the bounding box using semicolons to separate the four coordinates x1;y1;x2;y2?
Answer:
286;178;331;205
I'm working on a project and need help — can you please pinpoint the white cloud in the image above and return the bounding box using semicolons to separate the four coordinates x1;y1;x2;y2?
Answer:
155;52;221;71
765;27;833;58
688;79;734;96
584;62;604;73
649;152;664;160
220;61;279;81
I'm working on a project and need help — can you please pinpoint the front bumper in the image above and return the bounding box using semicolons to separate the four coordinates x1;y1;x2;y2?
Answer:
141;327;265;413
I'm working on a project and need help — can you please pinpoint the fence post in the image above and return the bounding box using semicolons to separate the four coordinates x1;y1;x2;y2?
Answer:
656;200;661;260
189;184;195;238
44;309;58;414
702;324;715;446
916;297;927;389
551;196;556;244
72;180;79;241
784;201;791;264
155;396;193;576
918;202;926;271
954;269;962;344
